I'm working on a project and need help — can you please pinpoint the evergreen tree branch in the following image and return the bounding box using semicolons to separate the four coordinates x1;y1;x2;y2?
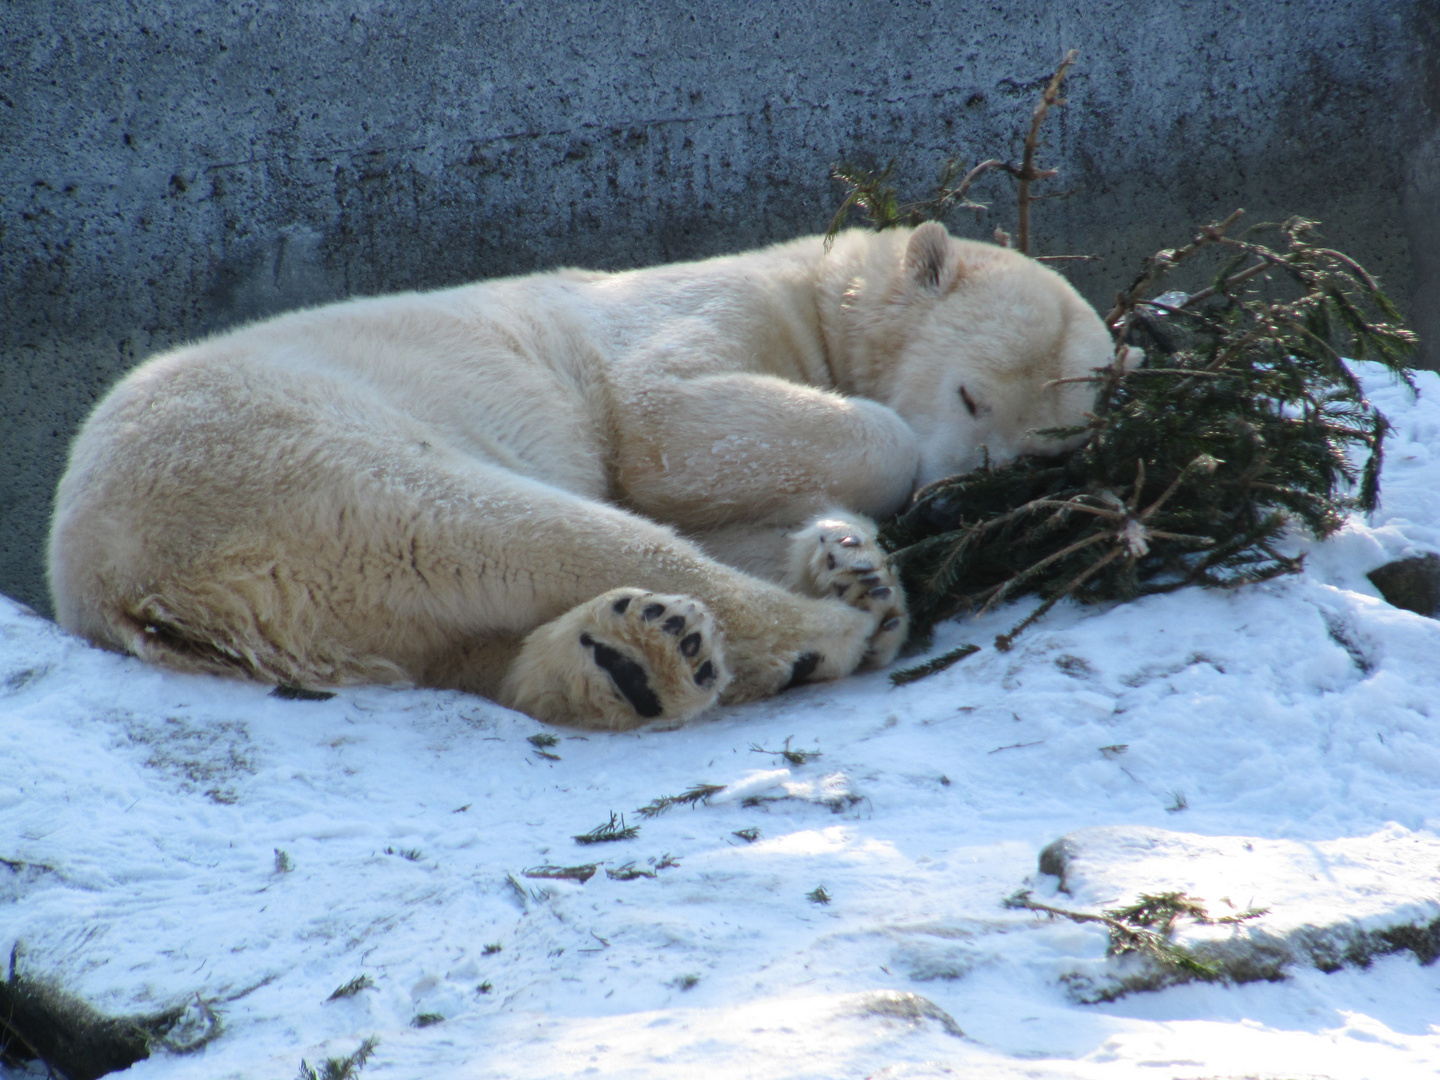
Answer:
826;68;1418;673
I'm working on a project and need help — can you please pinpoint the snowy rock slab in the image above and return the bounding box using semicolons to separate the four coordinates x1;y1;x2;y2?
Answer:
1028;825;1440;1001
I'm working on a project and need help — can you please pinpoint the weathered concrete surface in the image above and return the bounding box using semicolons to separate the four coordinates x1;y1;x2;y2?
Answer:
3;0;1437;613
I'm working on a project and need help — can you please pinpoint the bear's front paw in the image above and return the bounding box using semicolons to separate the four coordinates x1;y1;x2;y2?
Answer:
786;515;908;670
503;588;731;729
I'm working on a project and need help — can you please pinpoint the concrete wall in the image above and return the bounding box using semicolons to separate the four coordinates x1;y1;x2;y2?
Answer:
4;0;1437;614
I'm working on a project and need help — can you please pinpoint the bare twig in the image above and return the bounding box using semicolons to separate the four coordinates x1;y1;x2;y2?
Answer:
1012;50;1078;255
978;530;1111;617
1025;499;1125;520
940;158;1007;212
994;545;1125;650
749;738;822;766
1181;258;1274;312
523;864;598;883
1105;208;1247;331
825;52;1079;254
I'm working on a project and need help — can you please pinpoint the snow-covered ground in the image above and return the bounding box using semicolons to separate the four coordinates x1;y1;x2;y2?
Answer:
4;363;1440;1080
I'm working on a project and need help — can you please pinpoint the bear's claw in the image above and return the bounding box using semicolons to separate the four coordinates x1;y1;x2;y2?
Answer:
788;516;909;670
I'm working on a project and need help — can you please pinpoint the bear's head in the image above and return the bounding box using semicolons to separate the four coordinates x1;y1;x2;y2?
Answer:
823;222;1135;488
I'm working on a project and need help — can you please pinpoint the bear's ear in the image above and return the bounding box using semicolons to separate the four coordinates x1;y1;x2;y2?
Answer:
903;221;955;292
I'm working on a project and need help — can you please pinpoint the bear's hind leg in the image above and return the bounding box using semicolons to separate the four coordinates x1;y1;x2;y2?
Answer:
501;588;731;729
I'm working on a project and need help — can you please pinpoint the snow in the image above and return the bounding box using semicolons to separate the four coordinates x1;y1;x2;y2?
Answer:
4;362;1440;1079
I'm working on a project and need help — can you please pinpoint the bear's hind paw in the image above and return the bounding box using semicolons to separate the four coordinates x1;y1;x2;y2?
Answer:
502;588;730;729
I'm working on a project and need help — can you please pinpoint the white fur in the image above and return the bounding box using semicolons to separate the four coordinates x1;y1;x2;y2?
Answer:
49;225;1118;728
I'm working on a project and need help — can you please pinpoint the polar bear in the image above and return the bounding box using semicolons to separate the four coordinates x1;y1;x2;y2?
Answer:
48;222;1120;728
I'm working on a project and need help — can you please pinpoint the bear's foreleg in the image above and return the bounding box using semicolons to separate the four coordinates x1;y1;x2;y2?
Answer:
611;373;919;533
783;512;908;670
687;511;908;671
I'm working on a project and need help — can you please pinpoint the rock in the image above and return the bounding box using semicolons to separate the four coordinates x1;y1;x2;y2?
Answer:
1037;836;1077;889
1367;553;1440;616
847;990;965;1038
1025;825;1440;1001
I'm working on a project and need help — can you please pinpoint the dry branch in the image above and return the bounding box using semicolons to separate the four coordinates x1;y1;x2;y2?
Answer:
1010;49;1077;255
826;50;1084;259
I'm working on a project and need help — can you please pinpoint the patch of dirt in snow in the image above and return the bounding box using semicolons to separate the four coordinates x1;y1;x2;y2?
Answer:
118;716;257;804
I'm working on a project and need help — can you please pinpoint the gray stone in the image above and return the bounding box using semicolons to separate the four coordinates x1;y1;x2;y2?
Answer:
847;990;965;1039
1031;826;1440;1002
5;1;1437;612
1367;553;1440;616
1037;835;1076;888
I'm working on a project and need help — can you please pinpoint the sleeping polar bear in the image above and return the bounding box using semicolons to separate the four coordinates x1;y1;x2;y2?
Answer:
49;222;1120;729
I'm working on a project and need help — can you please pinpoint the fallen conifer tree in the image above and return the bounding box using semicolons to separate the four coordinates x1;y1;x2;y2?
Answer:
827;54;1420;676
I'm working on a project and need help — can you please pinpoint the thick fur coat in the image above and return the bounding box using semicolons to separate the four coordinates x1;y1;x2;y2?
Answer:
49;224;1119;727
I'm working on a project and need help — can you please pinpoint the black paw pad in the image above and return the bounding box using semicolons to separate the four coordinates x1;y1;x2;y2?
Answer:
582;636;662;719
662;614;686;635
612;596;632;614
784;652;823;690
694;660;717;687
880;616;902;633
270;684;335;701
680;632;702;657
642;602;666;621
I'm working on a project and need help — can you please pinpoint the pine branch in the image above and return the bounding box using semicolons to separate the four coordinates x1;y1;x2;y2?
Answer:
325;976;374;1002
1004;890;1263;982
749;737;823;765
889;643;981;685
573;813;639;844
882;213;1416;651
297;1035;379;1080
824;65;1417;662
635;784;725;818
523;864;598;883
